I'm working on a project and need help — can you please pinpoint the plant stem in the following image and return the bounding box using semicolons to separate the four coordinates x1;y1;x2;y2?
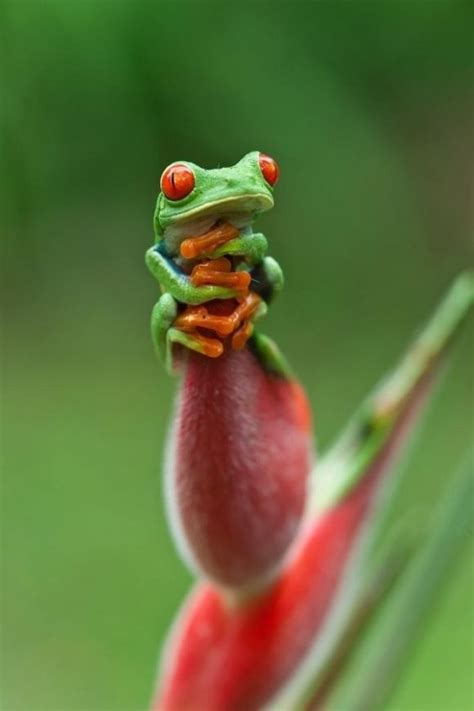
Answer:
312;271;474;515
323;455;474;711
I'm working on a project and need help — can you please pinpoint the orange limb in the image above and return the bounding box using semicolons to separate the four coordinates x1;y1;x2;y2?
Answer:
190;258;251;292
180;222;239;260
189;332;224;358
231;320;254;350
175;292;262;338
229;292;262;350
232;291;261;324
174;304;237;336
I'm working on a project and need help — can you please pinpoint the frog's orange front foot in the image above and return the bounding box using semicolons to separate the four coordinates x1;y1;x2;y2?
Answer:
228;291;262;350
231;319;254;350
180;222;239;260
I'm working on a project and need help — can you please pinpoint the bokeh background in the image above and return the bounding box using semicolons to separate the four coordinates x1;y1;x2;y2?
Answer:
2;1;473;709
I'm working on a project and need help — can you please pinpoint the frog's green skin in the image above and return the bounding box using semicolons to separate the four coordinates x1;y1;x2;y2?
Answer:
146;151;290;377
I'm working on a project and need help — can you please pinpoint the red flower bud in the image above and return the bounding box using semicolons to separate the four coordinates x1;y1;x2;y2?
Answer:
165;347;314;589
153;373;435;710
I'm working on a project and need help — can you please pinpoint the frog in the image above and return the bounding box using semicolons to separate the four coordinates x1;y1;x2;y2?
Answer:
145;151;291;377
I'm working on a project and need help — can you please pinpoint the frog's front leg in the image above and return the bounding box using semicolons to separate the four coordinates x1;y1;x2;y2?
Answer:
146;247;241;305
208;232;268;266
210;231;283;303
151;293;223;373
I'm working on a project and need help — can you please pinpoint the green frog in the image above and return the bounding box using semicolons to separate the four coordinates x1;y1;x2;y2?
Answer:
146;151;289;376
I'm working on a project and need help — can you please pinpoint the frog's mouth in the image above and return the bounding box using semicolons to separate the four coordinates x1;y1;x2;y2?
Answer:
162;193;273;242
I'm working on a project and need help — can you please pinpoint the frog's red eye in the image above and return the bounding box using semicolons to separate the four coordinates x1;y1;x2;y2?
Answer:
259;153;279;187
160;163;195;200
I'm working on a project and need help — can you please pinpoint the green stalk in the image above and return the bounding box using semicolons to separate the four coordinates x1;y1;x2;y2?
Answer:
324;455;474;711
312;272;473;515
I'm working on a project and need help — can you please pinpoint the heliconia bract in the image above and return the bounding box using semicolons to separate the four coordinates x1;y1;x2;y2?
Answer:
165;346;314;589
153;372;434;711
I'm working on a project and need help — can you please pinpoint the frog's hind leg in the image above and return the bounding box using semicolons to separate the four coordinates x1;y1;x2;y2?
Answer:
151;293;178;366
249;331;294;380
152;294;224;373
167;328;223;367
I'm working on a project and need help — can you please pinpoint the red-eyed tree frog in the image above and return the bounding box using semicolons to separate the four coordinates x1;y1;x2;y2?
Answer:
146;151;289;376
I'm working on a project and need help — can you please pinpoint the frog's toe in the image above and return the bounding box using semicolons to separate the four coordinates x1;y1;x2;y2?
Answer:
168;328;224;359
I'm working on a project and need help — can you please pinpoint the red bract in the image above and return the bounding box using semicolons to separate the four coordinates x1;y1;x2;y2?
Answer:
165;347;313;589
154;374;433;711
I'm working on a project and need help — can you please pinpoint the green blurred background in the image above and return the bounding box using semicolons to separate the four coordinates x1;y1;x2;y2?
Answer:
2;1;473;709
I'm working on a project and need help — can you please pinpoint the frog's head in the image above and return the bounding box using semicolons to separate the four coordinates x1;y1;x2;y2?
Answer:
153;151;279;247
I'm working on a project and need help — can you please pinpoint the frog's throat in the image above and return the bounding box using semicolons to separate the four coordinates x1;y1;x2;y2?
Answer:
160;193;273;240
